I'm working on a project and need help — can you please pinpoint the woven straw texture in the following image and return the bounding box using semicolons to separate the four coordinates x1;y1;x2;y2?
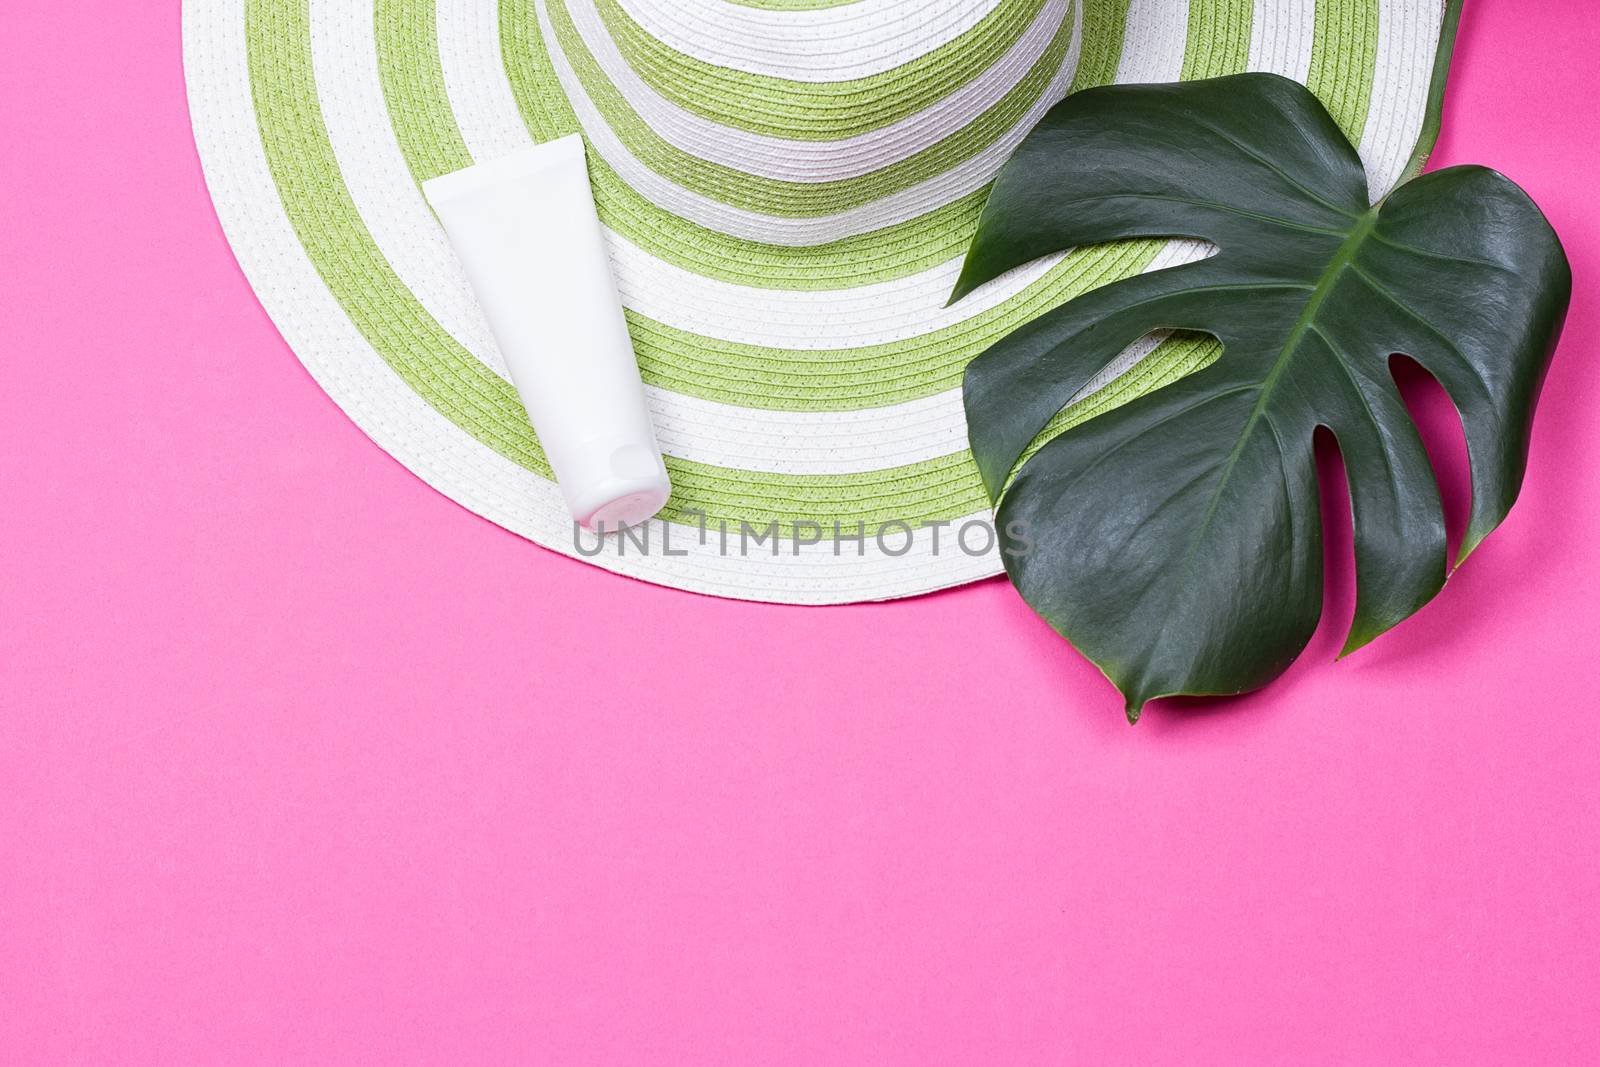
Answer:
184;0;1446;602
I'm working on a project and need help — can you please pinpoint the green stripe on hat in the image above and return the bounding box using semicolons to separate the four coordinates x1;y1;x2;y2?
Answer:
1310;0;1380;142
593;0;1053;142
535;0;1078;217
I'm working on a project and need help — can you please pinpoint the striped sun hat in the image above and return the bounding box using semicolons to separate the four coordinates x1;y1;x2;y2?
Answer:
185;0;1449;602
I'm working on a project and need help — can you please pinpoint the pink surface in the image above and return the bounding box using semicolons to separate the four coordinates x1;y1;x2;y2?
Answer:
3;3;1597;1063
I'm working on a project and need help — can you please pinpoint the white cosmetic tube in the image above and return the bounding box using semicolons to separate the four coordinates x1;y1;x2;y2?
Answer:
423;135;671;529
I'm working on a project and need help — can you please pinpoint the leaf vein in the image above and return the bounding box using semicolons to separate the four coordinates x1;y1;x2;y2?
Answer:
1309;323;1405;505
1029;384;1260;506
1366;229;1512;273
1344;263;1496;401
1036;193;1350;238
1178;111;1364;220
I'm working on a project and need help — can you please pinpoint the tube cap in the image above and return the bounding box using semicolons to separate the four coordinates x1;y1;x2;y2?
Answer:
561;442;672;530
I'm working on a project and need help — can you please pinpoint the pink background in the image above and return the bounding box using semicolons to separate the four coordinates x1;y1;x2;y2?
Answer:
3;3;1597;1062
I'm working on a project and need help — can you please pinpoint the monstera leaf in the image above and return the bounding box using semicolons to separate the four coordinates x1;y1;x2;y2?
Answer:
951;72;1569;720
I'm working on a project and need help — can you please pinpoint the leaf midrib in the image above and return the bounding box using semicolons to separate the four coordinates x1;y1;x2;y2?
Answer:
1146;208;1384;636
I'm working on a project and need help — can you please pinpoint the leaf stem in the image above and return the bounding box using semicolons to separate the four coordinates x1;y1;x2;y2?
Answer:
1395;0;1467;189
